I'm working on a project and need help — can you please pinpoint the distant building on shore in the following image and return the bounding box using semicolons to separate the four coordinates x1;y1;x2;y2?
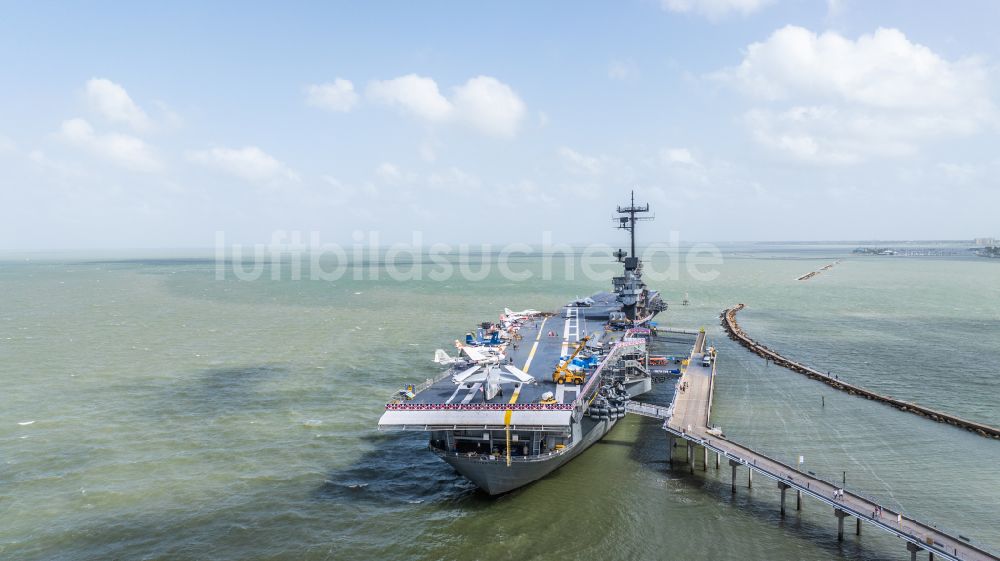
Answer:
974;237;996;246
853;247;897;255
980;246;1000;258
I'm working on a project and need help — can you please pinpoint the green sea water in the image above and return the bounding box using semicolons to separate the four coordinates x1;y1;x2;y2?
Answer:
1;245;998;560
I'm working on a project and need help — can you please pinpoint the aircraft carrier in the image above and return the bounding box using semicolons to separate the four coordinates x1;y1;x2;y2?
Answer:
377;193;668;494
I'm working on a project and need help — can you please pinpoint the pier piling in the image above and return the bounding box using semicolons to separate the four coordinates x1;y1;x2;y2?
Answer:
835;509;847;541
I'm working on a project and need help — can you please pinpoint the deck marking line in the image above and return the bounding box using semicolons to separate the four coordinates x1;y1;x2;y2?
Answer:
445;384;463;404
461;382;482;404
508;383;522;404
535;317;547;342
522;341;539;373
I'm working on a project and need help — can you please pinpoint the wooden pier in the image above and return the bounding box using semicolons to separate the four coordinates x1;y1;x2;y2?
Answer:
628;331;999;561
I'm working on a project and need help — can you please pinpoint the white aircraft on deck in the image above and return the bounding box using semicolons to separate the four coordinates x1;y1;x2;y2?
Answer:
503;307;541;320
433;349;462;365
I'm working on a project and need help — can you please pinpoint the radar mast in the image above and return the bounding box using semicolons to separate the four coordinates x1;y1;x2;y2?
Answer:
615;190;652;259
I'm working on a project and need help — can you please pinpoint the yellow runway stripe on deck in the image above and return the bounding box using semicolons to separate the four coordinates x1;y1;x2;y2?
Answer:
511;318;549;380
521;317;545;374
504;409;512;425
508;383;522;404
535;317;547;341
522;341;539;373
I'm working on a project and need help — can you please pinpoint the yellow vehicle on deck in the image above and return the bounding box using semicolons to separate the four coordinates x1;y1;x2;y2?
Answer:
553;336;591;385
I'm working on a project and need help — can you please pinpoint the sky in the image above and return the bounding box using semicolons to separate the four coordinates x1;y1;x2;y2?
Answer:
1;0;999;249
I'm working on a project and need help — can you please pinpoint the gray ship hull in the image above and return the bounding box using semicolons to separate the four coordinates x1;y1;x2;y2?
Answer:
437;377;652;495
437;416;618;495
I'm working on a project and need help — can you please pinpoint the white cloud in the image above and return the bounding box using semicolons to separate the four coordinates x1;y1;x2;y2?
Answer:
319;175;358;205
662;0;773;19
558;147;605;175
367;74;452;122
723;26;991;110
188;146;298;182
27;149;86;178
305;79;359;112
661;147;700;166
717;26;997;163
451;76;526;137
501;180;555;207
375;161;405;183
369;162;482;197
743;106;931;164
57;118;161;172
426;167;482;193
85;78;152;131
367;74;526;137
608;59;639;81
657;147;713;187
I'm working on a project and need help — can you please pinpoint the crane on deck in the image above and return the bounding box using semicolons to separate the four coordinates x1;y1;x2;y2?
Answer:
553;336;591;385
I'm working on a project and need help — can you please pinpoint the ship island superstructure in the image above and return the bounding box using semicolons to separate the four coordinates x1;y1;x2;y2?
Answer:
377;193;668;494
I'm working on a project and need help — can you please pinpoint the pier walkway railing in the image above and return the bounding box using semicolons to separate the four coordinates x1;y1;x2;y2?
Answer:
629;333;999;561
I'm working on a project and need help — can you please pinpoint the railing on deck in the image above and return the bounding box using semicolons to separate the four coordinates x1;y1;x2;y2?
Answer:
574;338;647;408
386;402;575;411
387;370;453;404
